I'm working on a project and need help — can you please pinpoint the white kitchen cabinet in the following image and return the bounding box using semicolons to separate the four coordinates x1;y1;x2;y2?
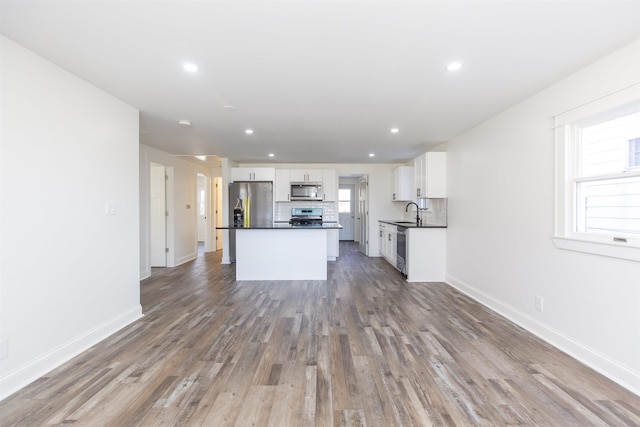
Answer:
379;224;386;258
322;169;336;201
327;229;339;261
413;152;446;198
378;222;397;267
275;169;291;201
392;165;414;201
231;167;275;182
386;225;397;266
406;228;446;281
290;169;323;182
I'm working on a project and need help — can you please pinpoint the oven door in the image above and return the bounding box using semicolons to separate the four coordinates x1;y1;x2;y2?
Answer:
396;226;407;277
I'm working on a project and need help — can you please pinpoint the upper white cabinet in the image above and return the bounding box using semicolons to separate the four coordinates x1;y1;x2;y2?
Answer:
392;165;414;201
322;169;336;201
413;152;446;198
275;169;291;202
290;169;323;182
276;168;336;202
230;167;275;182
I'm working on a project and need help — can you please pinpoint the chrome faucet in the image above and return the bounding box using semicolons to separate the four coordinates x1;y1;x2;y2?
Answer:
405;202;421;226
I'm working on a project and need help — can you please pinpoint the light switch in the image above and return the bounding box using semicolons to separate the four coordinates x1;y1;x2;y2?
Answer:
106;201;117;215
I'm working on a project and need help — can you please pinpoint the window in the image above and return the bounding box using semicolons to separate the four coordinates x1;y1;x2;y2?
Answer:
554;84;640;261
198;189;205;216
338;188;351;213
630;137;640;169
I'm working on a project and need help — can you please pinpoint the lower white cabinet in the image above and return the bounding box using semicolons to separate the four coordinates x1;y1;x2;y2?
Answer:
378;221;446;281
405;228;446;282
327;229;339;261
378;222;397;267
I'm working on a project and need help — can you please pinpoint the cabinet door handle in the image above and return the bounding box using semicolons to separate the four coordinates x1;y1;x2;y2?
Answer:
388;234;391;241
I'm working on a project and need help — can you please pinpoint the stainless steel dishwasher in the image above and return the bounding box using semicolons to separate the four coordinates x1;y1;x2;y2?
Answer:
396;226;407;277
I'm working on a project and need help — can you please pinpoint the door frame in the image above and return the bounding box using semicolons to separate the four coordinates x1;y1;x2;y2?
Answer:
150;163;167;267
358;175;369;256
338;183;356;241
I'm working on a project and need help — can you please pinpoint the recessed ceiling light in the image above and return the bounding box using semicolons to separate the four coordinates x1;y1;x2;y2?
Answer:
447;61;463;71
195;155;207;161
178;119;192;126
369;153;375;157
223;105;237;111
268;153;275;157
183;63;198;72
245;129;254;134
390;128;399;134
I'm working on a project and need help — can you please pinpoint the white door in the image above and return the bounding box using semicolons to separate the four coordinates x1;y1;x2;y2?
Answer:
338;184;355;240
150;163;166;267
197;174;206;242
358;176;368;255
215;177;223;250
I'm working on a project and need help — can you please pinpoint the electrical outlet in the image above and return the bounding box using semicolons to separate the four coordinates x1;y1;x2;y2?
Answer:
0;338;8;360
535;296;544;312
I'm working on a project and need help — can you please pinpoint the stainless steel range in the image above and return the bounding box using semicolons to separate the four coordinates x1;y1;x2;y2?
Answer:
289;208;323;227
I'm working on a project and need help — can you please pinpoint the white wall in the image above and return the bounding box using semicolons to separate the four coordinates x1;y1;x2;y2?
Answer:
445;39;640;394
0;37;142;400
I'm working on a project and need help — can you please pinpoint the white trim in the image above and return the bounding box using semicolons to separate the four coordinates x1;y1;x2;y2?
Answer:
554;85;640;261
445;275;640;397
554;84;640;126
552;236;640;261
0;306;143;401
175;252;197;267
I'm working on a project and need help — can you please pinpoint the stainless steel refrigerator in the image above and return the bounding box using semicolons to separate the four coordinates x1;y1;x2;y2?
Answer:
228;181;273;262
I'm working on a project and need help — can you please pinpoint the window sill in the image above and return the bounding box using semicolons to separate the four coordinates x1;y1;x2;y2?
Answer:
552;236;640;262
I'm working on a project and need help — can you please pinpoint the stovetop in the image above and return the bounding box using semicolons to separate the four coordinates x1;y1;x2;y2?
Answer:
289;207;323;226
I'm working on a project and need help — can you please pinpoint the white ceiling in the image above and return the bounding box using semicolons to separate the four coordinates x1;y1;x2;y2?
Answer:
2;1;639;165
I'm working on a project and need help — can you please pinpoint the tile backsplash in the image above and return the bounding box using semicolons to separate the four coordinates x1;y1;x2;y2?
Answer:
276;201;337;221
422;198;447;226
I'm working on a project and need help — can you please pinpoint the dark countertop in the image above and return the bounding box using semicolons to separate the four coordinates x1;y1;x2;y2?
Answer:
217;222;342;230
379;220;447;229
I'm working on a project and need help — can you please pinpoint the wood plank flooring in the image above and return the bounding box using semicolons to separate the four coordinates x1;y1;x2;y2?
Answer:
1;242;639;426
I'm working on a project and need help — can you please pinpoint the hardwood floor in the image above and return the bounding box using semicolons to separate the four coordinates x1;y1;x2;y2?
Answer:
2;242;639;426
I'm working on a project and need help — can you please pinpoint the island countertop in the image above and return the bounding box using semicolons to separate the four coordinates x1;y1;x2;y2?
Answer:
217;222;342;230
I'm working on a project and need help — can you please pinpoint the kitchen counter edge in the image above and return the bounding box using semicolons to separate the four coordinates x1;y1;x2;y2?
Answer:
379;220;447;228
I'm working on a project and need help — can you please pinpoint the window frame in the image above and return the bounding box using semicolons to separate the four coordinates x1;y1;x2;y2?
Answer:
553;84;640;262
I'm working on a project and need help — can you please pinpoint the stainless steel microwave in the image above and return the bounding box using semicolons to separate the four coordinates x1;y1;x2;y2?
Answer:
290;182;323;201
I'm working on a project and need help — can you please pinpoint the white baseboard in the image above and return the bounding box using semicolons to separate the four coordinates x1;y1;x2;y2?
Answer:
445;274;640;397
175;252;196;267
140;268;151;280
0;305;143;401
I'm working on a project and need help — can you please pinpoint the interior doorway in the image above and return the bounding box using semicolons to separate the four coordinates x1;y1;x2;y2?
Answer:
150;162;166;267
338;175;369;255
338;184;356;241
214;177;223;251
358;176;369;256
196;173;212;256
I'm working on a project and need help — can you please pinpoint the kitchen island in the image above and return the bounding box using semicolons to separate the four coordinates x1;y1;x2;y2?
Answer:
217;223;342;281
